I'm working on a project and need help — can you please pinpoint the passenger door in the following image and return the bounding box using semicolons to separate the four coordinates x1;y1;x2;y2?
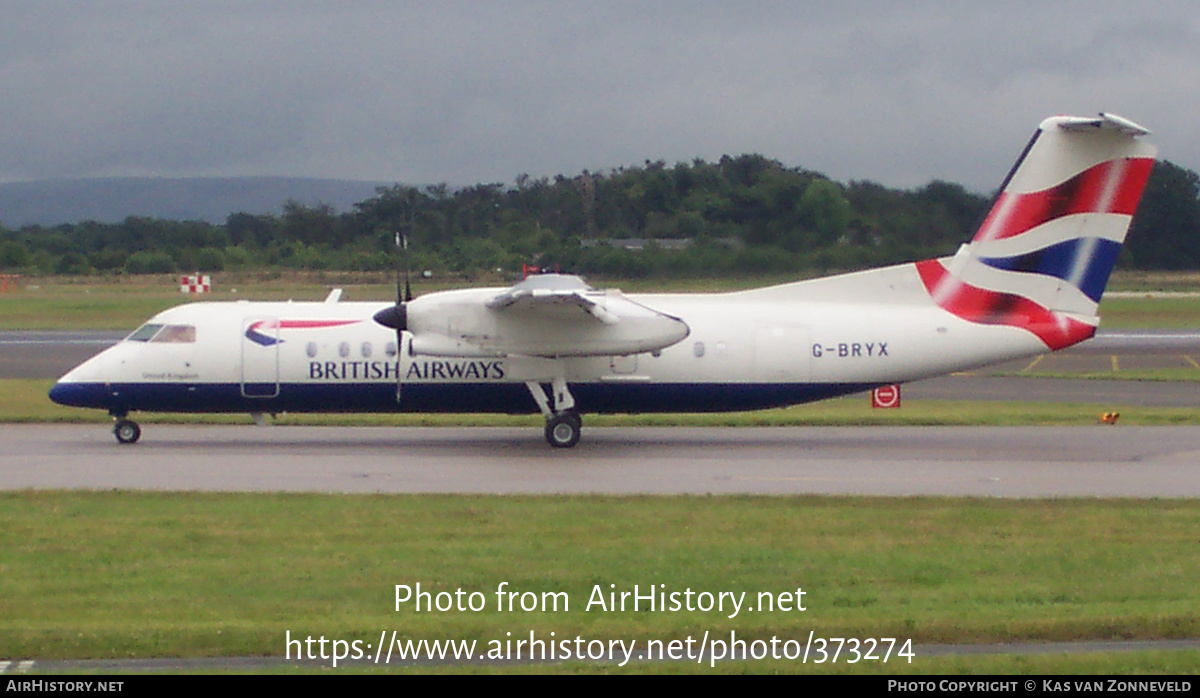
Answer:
240;317;280;398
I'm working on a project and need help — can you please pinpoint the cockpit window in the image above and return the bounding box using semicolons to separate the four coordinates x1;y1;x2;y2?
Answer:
152;325;196;343
127;324;164;342
126;323;196;343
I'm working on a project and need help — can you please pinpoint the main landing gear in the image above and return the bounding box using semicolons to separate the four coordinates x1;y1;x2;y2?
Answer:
544;410;582;449
112;415;141;444
526;378;582;448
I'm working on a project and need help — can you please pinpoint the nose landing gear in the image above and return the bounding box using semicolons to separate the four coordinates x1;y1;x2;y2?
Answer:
111;412;141;444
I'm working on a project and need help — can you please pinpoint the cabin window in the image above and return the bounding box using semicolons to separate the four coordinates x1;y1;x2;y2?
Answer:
305;342;318;358
361;342;373;358
338;341;351;358
385;341;398;358
693;341;705;358
151;325;196;343
127;324;164;342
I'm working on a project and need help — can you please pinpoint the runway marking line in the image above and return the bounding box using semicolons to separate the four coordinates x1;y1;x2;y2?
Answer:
1018;355;1045;373
1184;355;1200;370
730;475;956;483
1111;355;1120;372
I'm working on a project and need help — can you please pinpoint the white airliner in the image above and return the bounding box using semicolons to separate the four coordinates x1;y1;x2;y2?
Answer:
50;113;1157;447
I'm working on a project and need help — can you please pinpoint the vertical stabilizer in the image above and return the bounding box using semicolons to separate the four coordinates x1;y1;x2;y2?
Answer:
916;113;1156;349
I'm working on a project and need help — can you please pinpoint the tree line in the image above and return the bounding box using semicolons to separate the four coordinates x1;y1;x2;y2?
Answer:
1;156;1197;278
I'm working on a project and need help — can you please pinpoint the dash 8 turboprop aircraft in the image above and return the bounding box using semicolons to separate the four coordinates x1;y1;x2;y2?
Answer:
51;113;1157;447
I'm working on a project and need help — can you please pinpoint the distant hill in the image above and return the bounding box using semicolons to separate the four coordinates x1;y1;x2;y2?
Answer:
0;176;389;226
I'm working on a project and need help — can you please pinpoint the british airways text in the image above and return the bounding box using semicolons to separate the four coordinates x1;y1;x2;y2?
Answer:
307;360;506;381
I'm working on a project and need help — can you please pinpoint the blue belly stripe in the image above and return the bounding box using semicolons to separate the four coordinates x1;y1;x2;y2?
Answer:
50;381;876;415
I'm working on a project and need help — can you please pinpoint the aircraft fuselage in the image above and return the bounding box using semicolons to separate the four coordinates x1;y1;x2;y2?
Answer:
49;263;1048;419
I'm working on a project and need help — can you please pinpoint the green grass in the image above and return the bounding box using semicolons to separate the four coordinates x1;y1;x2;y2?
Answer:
1;492;1198;665
1006;368;1200;382
1093;296;1200;330
1106;270;1200;293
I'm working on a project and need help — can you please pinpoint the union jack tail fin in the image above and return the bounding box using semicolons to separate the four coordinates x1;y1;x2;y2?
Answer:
916;113;1157;350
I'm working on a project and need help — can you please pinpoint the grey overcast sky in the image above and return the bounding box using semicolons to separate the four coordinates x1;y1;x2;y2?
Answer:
2;1;1196;191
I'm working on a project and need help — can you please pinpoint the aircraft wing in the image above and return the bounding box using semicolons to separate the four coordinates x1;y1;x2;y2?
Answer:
486;275;619;325
406;274;690;358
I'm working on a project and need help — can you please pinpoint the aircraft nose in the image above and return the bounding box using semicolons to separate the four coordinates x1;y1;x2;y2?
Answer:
48;379;110;408
48;343;124;409
48;381;68;405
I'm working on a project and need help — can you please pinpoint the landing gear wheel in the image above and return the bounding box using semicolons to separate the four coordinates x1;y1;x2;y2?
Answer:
113;419;141;444
545;411;581;449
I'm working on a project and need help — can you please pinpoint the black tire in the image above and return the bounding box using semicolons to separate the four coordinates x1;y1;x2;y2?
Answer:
545;411;581;448
113;419;141;444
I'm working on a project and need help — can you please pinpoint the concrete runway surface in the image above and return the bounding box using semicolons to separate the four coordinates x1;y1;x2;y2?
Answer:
5;424;1200;497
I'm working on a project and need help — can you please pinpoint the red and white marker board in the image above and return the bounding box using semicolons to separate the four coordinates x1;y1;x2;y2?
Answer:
180;274;211;294
871;384;901;409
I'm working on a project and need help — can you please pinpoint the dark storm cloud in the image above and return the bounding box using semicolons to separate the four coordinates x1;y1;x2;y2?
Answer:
1;2;1196;191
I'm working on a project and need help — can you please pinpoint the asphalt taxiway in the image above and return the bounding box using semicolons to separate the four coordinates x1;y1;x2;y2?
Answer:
0;330;126;380
6;424;1200;496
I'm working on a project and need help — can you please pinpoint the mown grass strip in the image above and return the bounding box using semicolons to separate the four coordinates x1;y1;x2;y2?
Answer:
1003;368;1200;382
1;492;1198;663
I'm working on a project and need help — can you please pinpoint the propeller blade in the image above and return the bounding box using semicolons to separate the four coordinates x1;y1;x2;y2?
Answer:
402;232;413;302
387;228;415;404
393;231;404;304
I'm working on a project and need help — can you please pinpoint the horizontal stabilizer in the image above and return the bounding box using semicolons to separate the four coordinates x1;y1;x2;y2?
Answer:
1056;112;1150;136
